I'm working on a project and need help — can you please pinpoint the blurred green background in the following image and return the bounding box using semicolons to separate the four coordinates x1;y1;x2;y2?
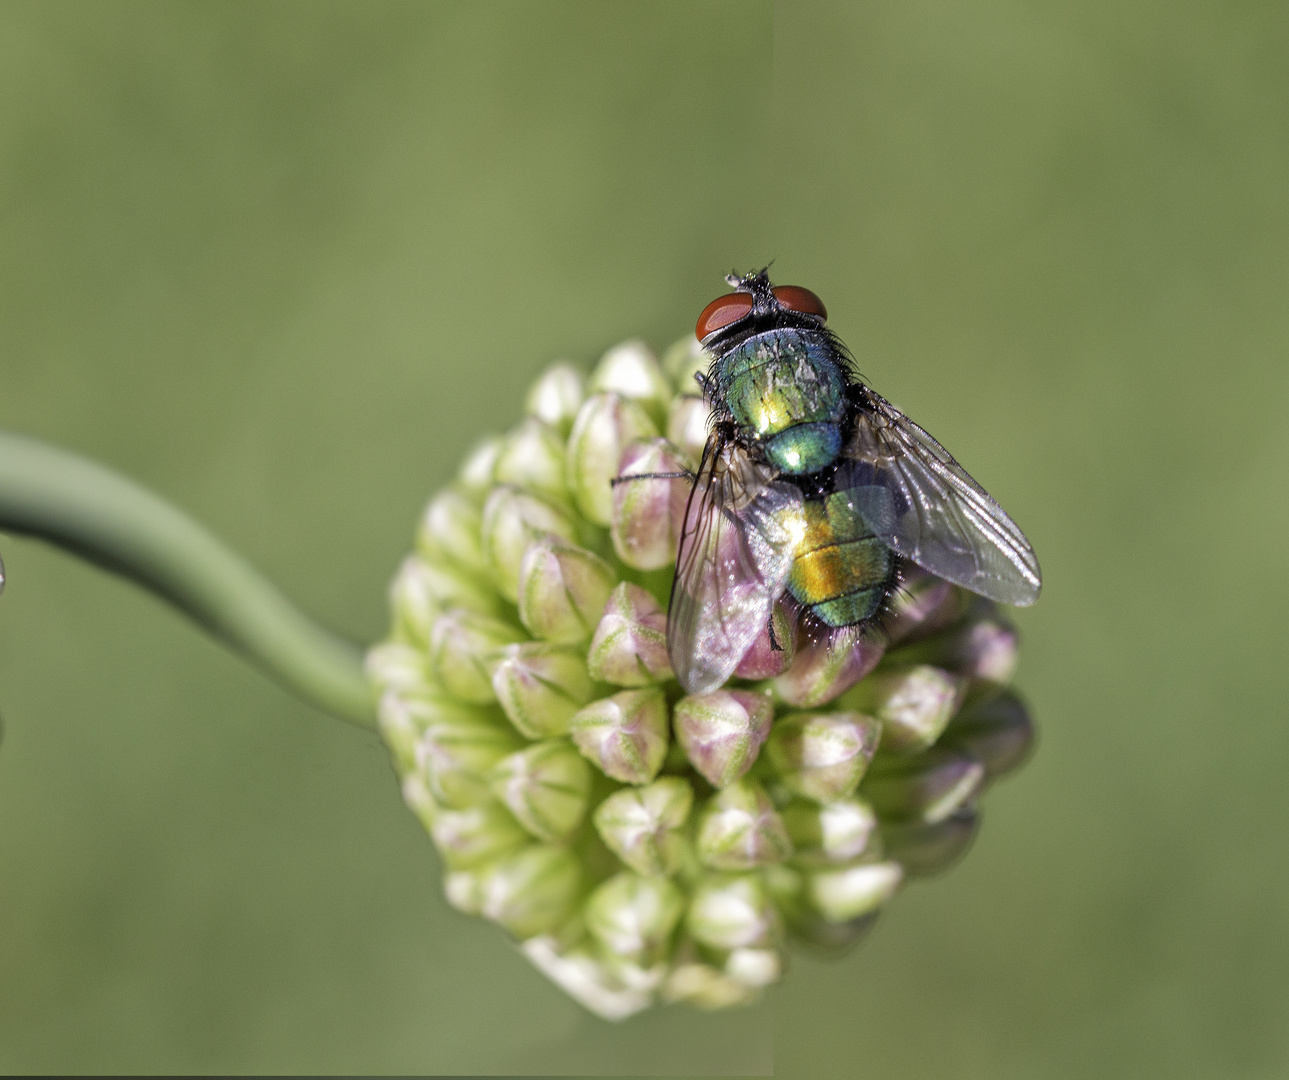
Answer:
2;1;1287;1075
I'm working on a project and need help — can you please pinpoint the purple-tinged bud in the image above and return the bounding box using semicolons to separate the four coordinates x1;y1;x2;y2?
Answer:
569;687;670;785
860;746;986;825
686;873;780;952
661;334;708;397
455;436;503;503
586;583;672;686
415;709;526;809
426;609;524;703
365;642;432;697
489;739;593;842
610;439;690;570
665;394;712;470
521;937;656;1020
673;689;775;788
881;808;979;876
780;796;878;867
734;602;796;680
806;861;903;922
889;608;1019;690
416;489;488;579
695;780;794;871
592;777;694;877
491;642;596;739
566;392;660;525
588;340;672;427
480;485;579;602
517;536;617;644
493;417;571;506
883;571;968;645
524;362;586;434
838;664;965;754
585;872;685;961
429;799;530;870
765;711;882;803
943;690;1034;779
773;634;885;708
478;844;582;938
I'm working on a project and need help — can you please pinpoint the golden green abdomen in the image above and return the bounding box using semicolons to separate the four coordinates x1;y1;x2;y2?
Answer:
786;490;896;628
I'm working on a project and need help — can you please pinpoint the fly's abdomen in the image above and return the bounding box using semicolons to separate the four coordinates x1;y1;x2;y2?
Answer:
786;490;896;628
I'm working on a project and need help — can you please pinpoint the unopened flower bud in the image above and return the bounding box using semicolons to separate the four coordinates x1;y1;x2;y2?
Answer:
456;436;503;502
443;866;486;916
588;340;672;427
780;796;878;867
838;664;965;754
773;634;885;708
686;873;779;951
518;536;616;644
860;746;985;825
695;780;794;870
890;607;1019;690
765;711;882;803
524;362;586;434
491;642;595;738
881;808;979;876
390;557;498;646
674;689;774;788
725;947;783;988
430;799;530;870
663;962;760;1009
490;739;593;842
427;609;524;703
592;777;693;876
585;871;685;961
478;844;582;938
566;392;660;525
610;439;690;570
366;642;431;696
522;937;656;1020
807;861;903;922
661;334;708;396
569;687;670;785
883;571;967;645
376;686;454;772
416;709;526;808
943;689;1034;779
665;393;712;470
493;418;570;506
733;602;796;679
586;582;672;686
416;489;488;578
480;486;578;602
400;772;439;832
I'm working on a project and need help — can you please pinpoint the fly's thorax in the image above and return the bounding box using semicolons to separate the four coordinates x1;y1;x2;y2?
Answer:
713;329;849;475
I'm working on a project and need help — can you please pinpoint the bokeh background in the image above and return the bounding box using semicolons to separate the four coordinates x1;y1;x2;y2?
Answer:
2;1;1287;1075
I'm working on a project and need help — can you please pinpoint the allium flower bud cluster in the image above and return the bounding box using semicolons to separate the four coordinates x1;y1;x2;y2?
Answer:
366;336;1035;1019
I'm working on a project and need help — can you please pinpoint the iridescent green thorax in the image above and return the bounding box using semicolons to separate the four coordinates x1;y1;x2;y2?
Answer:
713;329;849;475
785;489;897;628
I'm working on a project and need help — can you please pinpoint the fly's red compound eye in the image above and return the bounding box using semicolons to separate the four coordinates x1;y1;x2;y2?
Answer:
696;293;754;340
772;285;827;321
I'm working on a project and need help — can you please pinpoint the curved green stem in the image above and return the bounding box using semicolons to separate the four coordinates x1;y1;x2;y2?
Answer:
0;429;376;728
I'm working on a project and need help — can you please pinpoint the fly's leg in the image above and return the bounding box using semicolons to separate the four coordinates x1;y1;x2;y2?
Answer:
610;470;694;487
768;614;783;652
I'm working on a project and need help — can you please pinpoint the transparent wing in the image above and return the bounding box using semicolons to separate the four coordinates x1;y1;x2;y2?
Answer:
668;435;805;694
839;388;1042;605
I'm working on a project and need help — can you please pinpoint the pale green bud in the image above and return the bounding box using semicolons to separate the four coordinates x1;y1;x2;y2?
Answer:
390;556;498;647
673;689;774;788
400;772;440;833
416;708;526;809
365;641;432;696
724;947;783;988
493;417;570;506
489;739;593;842
695;780;793;871
733;601;796;680
491;642;596;739
838;664;965;754
443;867;487;916
480;485;579;602
456;436;503;502
415;489;488;578
665;393;712;470
524;362;586;434
610;438;690;570
377;687;438;773
686;873;780;951
586;582;672;686
585;872;685;961
661;334;708;396
566;392;660;525
521;936;657;1021
592;777;693;877
773;635;886;708
427;609;524;703
663;962;761;1009
478;844;582;938
780;796;878;867
881;808;979;876
569;687;670;785
766;710;882;803
807;861;903;922
588;340;672;427
860;746;986;825
429;799;530;870
517;536;617;644
943;690;1034;779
